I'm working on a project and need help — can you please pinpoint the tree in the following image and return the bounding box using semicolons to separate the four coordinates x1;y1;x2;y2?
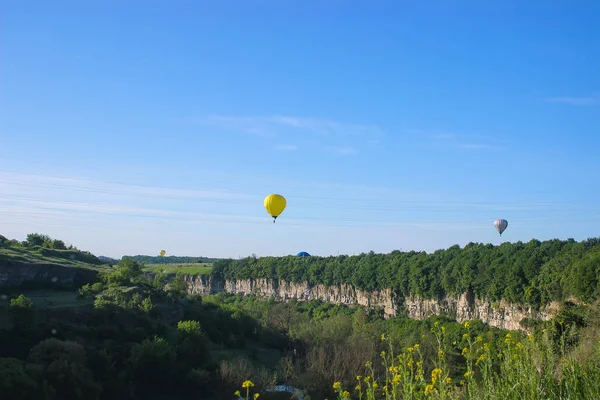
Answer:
128;336;176;393
25;233;50;247
0;358;39;399
10;294;33;309
169;273;188;295
28;338;102;399
115;257;143;282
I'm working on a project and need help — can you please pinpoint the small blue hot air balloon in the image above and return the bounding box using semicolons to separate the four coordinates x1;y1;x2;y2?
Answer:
297;251;311;257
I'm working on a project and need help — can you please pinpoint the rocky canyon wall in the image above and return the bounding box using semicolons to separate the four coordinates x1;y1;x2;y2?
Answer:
0;263;98;289
184;276;557;331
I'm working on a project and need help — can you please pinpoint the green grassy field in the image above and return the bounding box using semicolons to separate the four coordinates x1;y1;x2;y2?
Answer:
142;263;213;275
0;289;93;309
0;245;109;270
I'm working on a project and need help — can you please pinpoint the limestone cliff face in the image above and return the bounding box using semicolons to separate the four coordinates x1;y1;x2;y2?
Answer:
184;276;556;331
0;263;98;289
402;293;556;331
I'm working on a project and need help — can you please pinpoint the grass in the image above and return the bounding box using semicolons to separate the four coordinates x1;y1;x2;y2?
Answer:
0;245;109;270
326;321;600;400
0;289;93;309
208;339;283;369
142;263;213;275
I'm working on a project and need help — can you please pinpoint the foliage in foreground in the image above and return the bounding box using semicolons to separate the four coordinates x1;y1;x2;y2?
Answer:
323;321;600;400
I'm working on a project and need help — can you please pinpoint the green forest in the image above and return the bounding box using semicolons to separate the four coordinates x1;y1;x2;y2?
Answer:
1;233;600;399
126;255;221;265
213;237;600;307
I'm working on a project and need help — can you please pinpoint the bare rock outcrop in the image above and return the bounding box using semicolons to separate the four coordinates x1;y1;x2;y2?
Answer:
183;276;556;331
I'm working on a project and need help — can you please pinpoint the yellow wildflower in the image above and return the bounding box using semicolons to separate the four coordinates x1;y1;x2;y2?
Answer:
452;341;457;345
333;382;342;392
355;385;361;391
254;394;260;400
364;376;371;382
392;375;401;385
431;368;443;383
234;390;241;397
462;348;468;355
242;380;255;389
342;391;351;398
464;371;472;378
381;351;386;357
407;347;414;353
414;344;420;349
381;333;386;341
372;382;378;389
424;384;437;395
476;336;483;342
464;321;471;329
445;377;452;384
462;333;468;339
356;375;362;381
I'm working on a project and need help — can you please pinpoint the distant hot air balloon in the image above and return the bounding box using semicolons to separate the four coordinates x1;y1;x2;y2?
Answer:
494;219;508;236
160;249;166;257
264;194;287;223
297;251;311;257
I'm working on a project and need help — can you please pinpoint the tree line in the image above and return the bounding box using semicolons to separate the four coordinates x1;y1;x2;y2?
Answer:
212;238;600;308
125;255;221;264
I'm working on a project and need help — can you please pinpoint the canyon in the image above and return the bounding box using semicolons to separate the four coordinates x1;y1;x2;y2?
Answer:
184;275;557;331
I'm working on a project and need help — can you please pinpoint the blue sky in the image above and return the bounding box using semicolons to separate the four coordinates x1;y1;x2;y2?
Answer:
1;0;599;258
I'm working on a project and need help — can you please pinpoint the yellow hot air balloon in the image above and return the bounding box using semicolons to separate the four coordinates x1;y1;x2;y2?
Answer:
160;249;166;257
264;194;287;223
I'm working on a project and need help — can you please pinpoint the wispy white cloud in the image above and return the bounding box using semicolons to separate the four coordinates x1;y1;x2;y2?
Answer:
197;116;277;137
266;115;382;136
426;132;503;151
0;171;254;202
274;144;299;151
194;115;383;138
544;96;598;106
327;146;359;155
0;199;266;223
457;143;495;150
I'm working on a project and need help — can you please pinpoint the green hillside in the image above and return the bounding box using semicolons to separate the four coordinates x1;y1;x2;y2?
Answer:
0;233;108;270
212;237;600;307
1;233;600;399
